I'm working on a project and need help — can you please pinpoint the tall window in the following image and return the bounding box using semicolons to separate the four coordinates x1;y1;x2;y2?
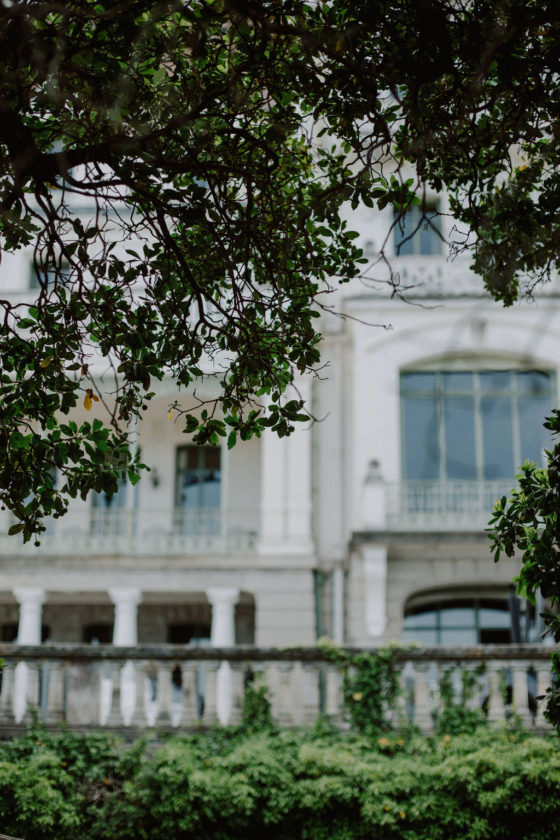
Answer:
394;204;442;257
401;370;554;481
175;446;221;509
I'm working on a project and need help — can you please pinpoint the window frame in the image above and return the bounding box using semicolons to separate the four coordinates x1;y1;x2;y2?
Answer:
400;368;555;482
393;202;443;257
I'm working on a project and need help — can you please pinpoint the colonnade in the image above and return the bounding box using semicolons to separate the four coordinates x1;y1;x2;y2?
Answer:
10;585;241;725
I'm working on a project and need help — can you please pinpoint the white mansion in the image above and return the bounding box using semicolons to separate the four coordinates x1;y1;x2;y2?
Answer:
0;196;556;659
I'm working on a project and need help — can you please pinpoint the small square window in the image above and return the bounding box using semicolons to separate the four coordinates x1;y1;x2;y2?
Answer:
394;204;442;256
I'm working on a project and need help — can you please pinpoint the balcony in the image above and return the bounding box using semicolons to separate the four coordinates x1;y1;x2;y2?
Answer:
0;506;259;556
385;480;514;531
0;644;554;735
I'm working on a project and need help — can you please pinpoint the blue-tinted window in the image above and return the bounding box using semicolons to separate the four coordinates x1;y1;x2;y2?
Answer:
394;205;442;256
175;446;221;508
401;370;554;481
403;598;513;644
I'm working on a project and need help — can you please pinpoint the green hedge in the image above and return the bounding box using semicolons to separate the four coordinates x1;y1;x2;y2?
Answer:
1;725;559;840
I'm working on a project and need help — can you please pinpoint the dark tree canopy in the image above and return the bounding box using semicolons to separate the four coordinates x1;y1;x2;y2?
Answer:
1;0;560;542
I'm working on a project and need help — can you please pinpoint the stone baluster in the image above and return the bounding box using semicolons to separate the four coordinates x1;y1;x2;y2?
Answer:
202;661;219;725
229;662;245;726
325;663;343;722
511;660;532;725
0;661;14;722
302;663;320;724
143;665;159;727
265;662;289;726
104;662;123;727
155;662;173;726
131;661;148;728
535;660;552;730
391;663;408;728
289;661;306;726
412;662;433;733
180;662;198;727
44;661;65;725
486;662;506;725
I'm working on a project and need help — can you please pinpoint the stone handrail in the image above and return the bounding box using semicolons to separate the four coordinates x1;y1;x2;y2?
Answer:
0;644;555;735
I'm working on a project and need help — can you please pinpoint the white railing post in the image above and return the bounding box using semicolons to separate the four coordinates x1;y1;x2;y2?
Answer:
535;661;552;730
511;660;532;725
413;662;433;733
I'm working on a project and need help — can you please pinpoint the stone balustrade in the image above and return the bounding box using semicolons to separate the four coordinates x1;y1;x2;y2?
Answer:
0;506;260;556
0;644;555;736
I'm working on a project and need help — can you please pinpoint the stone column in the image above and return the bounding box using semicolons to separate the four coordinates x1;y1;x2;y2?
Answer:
13;587;46;723
109;587;141;646
206;587;239;725
109;587;142;726
14;587;45;644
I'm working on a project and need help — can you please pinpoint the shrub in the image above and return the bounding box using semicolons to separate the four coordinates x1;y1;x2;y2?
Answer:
1;725;560;839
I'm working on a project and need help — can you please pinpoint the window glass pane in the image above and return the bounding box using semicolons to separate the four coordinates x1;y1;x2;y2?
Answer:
439;627;477;645
204;448;221;469
394;206;441;256
176;446;221;508
481;396;514;479
480;371;512;393
444;396;477;479
200;468;221;507
419;212;441;256
404;609;438;628
394;207;417;256
442;372;473;392
519;396;552;464
440;607;475;627
402;628;438;645
516;371;552;395
92;480;127;509
401;372;436;393
479;607;510;629
402;397;440;479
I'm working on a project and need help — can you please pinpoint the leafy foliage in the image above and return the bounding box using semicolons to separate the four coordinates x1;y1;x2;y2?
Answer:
489;409;560;728
2;726;560;840
434;665;488;735
240;671;275;733
2;0;560;536
321;642;402;735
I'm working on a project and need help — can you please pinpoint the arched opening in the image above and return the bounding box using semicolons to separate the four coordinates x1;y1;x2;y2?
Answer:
402;587;537;645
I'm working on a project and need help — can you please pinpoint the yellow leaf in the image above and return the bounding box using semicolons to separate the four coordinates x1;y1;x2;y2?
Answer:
168;411;174;420
91;392;99;402
335;36;344;51
84;392;92;411
40;357;53;368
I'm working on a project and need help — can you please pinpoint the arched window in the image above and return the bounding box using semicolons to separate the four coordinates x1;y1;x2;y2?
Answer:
403;593;537;645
